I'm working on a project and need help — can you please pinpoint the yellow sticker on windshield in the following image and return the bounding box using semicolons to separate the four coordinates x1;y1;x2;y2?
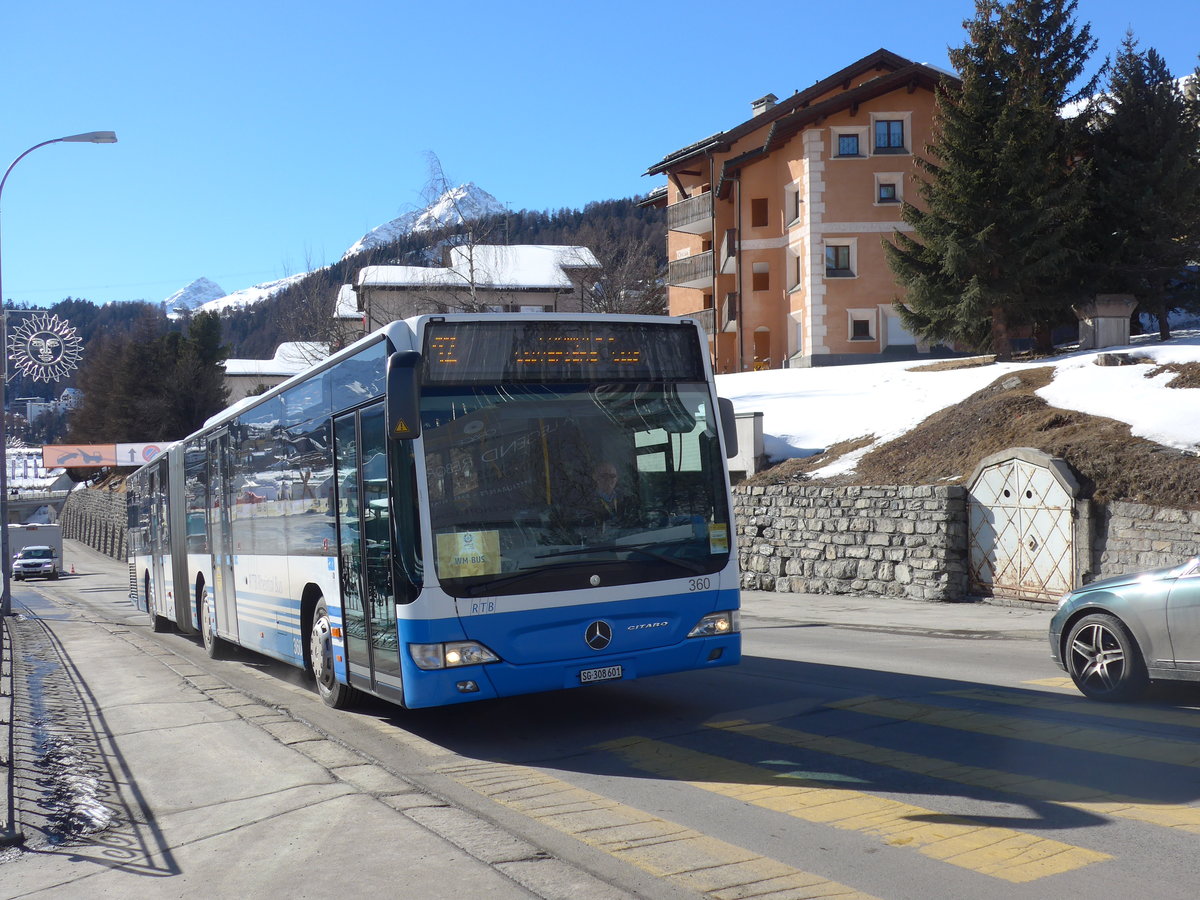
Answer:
708;523;729;554
436;530;502;578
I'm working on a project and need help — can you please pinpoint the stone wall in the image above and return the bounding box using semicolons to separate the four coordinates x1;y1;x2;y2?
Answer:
59;486;127;560
1091;501;1200;578
735;483;968;602
57;478;1200;598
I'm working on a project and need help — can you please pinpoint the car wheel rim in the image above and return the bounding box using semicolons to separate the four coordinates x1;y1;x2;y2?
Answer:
1069;623;1126;691
202;596;213;647
311;615;334;689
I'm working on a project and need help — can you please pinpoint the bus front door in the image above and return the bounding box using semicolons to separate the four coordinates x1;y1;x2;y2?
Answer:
207;431;239;644
333;404;402;701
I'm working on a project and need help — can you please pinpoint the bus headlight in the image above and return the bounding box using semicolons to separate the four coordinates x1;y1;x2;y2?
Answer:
687;610;739;638
409;641;500;670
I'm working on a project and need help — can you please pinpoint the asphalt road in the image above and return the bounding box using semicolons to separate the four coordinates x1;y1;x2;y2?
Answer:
5;541;1200;899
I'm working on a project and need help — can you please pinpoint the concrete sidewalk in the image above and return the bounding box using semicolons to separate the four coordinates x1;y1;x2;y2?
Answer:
0;543;621;899
741;588;1054;640
0;541;1055;897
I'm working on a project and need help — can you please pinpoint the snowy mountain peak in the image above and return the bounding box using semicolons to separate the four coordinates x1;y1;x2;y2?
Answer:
342;183;507;259
164;277;226;311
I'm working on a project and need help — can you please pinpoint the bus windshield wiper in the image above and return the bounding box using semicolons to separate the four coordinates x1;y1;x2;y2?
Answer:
536;542;708;574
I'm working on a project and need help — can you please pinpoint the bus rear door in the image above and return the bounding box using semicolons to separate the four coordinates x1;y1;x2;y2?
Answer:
207;430;239;644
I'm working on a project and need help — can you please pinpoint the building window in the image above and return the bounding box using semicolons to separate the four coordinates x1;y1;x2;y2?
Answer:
848;309;876;341
751;198;768;228
837;133;860;157
874;120;905;153
825;245;852;277
752;262;770;292
874;172;904;206
785;186;802;224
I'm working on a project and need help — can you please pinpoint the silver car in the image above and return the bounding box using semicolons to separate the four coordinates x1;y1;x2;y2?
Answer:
1049;558;1200;701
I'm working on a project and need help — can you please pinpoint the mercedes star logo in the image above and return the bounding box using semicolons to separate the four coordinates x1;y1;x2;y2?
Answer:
585;620;612;651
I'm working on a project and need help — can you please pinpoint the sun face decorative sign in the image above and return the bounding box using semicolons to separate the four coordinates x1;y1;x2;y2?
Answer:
7;312;84;383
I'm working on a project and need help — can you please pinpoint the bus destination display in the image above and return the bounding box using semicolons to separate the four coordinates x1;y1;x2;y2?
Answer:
422;320;704;384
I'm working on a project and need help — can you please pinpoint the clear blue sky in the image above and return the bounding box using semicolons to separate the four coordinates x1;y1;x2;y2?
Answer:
1;0;1195;307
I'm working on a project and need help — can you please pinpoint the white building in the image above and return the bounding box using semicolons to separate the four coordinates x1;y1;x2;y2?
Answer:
337;244;602;339
222;342;329;402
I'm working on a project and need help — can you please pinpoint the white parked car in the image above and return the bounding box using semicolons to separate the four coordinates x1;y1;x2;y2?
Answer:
12;545;61;580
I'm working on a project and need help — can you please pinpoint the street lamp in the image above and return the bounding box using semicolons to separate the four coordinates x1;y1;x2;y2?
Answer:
0;131;118;617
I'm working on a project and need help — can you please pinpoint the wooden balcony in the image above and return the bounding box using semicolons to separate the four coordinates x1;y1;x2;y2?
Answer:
678;307;715;333
721;292;738;330
666;191;713;235
720;228;738;276
667;251;713;290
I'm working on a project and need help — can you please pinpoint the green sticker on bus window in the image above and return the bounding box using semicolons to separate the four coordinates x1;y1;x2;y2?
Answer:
436;530;501;578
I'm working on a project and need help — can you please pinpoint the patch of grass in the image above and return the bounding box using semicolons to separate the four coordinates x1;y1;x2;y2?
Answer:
743;435;876;485
906;355;996;373
1147;362;1200;389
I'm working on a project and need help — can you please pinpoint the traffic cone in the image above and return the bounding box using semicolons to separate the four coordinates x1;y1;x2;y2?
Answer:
71;564;76;575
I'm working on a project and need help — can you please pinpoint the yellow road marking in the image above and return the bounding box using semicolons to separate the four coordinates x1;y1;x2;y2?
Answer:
598;736;1109;884
1022;677;1075;689
944;688;1200;728
438;759;878;899
710;719;1200;834
828;695;1200;767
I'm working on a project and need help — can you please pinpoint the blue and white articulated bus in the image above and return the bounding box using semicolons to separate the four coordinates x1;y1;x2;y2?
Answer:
129;313;741;710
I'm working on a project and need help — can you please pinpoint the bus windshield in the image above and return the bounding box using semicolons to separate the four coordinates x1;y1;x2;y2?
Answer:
421;380;731;597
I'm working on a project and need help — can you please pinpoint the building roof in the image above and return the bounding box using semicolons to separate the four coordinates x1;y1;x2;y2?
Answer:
354;245;600;296
646;49;956;179
223;342;329;377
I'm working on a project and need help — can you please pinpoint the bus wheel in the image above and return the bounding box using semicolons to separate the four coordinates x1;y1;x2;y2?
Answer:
200;592;224;659
310;603;355;709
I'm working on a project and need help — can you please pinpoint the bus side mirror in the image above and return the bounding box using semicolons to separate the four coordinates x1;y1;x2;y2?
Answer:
387;351;422;441
718;397;738;459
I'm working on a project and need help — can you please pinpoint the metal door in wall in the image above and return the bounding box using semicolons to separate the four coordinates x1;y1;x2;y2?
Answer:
968;453;1076;602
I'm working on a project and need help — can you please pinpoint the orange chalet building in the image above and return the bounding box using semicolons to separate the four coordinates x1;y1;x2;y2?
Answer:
646;50;956;372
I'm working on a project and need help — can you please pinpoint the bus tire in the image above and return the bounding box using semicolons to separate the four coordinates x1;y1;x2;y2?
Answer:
144;572;170;631
200;591;225;659
311;603;356;709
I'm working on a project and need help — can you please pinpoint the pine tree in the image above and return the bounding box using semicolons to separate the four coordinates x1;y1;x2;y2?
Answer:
1087;35;1200;340
67;310;231;447
165;311;230;435
885;0;1097;358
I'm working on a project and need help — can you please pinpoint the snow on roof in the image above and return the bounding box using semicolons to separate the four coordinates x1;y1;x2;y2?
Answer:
357;264;465;290
223;342;329;377
335;283;360;319
357;245;600;292
450;245;600;289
